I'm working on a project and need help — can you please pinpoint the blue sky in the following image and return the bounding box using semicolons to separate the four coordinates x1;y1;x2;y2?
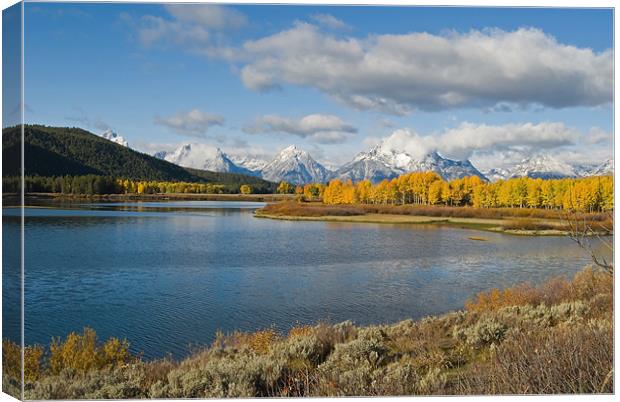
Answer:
21;2;613;169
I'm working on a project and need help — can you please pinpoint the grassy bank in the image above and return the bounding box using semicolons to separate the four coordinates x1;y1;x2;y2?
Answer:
2;267;612;398
256;202;612;235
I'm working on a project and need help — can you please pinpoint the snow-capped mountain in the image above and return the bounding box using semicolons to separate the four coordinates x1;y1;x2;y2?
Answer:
573;163;599;178
483;157;613;182
101;129;128;147
153;140;613;185
483;168;511;182
260;145;331;185
155;143;256;175
334;142;486;183
590;159;614;176
320;161;341;172
153;150;169;160
230;156;268;173
509;154;577;179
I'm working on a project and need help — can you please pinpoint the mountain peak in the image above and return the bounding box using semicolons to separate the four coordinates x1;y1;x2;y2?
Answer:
341;144;484;183
261;146;329;185
282;144;300;152
100;129;129;147
510;154;576;179
157;143;257;176
278;145;306;158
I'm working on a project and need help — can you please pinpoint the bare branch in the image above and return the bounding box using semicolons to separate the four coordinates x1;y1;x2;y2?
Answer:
561;210;613;276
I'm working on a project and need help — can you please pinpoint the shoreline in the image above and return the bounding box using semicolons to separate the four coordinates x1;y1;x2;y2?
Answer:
14;192;294;203
6;193;611;237
254;211;586;236
5;266;613;398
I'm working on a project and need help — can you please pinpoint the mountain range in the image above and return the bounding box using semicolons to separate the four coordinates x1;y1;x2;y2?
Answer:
152;140;613;185
2;125;277;193
482;155;613;182
332;143;486;183
154;143;330;185
154;143;258;177
6;125;609;192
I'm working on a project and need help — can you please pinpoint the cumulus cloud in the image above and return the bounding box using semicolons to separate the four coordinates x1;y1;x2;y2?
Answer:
438;122;579;160
155;109;225;136
125;5;246;49
164;4;247;30
244;113;357;144
584;127;612;145
309;13;351;30
378;122;579;161
237;24;612;113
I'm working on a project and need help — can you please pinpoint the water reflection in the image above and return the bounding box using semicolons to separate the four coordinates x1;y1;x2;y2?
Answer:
3;201;609;359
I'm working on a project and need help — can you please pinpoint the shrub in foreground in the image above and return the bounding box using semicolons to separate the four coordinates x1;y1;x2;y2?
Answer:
3;266;612;398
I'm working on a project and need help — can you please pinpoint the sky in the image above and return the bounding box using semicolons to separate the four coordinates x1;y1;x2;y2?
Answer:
18;2;614;170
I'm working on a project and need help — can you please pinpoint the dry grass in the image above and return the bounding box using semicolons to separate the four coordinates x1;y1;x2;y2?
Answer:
500;219;562;231
458;322;613;394
259;202;610;230
360;204;608;221
260;201;365;217
465;267;612;314
4;267;613;398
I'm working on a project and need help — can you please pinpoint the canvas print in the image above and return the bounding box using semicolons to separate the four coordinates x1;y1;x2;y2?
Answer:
1;1;614;399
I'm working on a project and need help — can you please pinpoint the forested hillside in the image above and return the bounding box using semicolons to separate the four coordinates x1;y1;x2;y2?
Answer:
2;125;276;193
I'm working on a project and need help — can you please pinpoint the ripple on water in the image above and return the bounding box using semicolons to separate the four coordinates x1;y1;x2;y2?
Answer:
3;202;607;359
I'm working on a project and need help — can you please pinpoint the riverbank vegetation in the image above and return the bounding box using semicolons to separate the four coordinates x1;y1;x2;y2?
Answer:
257;201;613;234
3;266;613;398
3;175;276;196
4;171;611;215
308;173;612;213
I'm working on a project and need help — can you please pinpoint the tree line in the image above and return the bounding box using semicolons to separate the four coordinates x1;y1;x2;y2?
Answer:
6;172;613;212
279;172;612;213
4;175;258;195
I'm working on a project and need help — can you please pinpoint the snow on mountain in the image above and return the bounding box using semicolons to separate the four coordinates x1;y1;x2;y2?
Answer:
156;143;257;175
572;163;599;178
483;157;613;181
320;161;341;172
154;141;612;186
229;155;268;173
153;150;169;160
334;142;486;183
590;159;614;176
509;154;577;179
260;145;330;185
483;168;511;182
101;129;128;147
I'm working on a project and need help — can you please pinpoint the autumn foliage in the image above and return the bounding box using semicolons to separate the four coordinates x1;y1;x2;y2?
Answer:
318;173;612;213
2;267;613;398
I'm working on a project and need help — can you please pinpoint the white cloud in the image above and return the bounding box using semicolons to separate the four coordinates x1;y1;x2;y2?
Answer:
155;109;225;136
438;122;579;160
127;5;246;50
244;113;357;144
549;148;613;166
237;24;612;113
378;121;580;162
164;4;247;30
309;13;350;30
128;9;611;115
584;127;612;145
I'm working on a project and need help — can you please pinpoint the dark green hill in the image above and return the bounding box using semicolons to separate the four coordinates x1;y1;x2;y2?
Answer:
2;125;276;192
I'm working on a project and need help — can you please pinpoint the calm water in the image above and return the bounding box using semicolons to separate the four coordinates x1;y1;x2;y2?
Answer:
2;201;605;359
